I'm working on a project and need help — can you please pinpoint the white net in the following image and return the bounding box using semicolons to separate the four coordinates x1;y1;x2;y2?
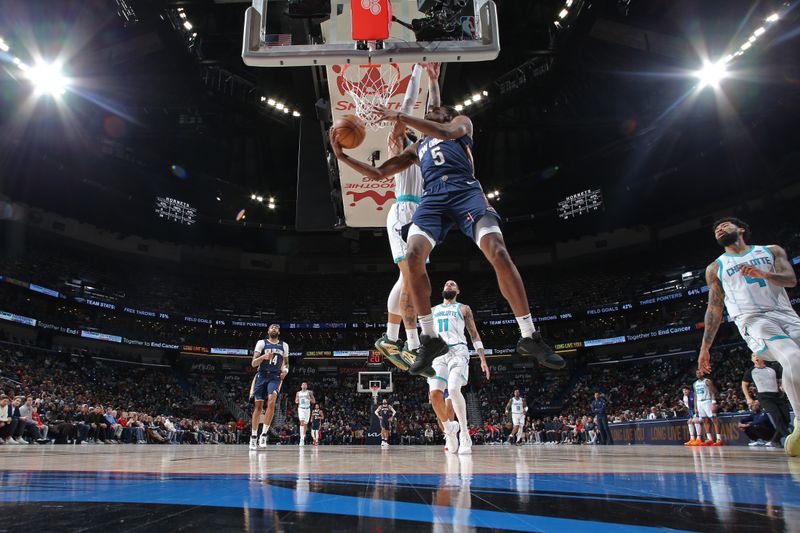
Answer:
341;64;401;130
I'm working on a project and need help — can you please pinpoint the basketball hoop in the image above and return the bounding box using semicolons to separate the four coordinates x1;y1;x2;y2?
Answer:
341;63;401;130
370;384;381;401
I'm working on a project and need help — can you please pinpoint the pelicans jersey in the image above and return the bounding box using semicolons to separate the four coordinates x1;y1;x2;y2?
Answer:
254;340;288;377
416;135;475;190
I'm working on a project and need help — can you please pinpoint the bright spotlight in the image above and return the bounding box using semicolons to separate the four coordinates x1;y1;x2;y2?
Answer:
765;13;779;23
753;27;766;36
292;111;300;117
256;196;264;202
183;21;193;31
695;60;727;89
27;61;68;96
558;9;569;19
250;194;257;200
472;93;481;101
454;104;463;111
0;39;9;53
741;41;752;50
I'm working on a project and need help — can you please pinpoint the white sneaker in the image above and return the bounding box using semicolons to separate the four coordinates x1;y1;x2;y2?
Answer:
457;433;473;455
249;437;258;450
381;441;389;448
258;434;268;448
748;441;761;447
299;440;305;447
444;421;459;455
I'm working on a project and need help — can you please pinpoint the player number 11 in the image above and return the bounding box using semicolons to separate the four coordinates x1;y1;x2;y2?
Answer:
438;318;449;332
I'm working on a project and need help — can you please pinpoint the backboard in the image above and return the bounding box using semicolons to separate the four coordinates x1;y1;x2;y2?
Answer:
357;371;393;394
242;0;500;67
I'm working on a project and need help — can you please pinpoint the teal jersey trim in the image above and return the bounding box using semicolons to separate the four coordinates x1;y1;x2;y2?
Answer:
457;305;464;320
447;342;468;347
723;245;755;257
396;194;421;203
763;245;775;259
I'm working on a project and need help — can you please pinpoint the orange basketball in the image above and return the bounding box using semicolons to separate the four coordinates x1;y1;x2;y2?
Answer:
332;114;366;149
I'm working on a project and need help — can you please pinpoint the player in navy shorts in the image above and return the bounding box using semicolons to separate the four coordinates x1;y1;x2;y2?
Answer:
331;99;565;376
249;324;289;450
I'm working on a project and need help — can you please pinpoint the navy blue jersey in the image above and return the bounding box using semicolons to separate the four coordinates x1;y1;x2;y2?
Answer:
416;135;475;189
256;339;286;377
377;405;393;421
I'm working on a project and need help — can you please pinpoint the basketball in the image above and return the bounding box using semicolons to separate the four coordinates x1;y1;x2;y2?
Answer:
332;114;366;149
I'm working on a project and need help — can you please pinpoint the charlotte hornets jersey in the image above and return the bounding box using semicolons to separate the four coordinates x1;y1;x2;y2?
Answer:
393;166;424;201
433;303;467;346
297;390;312;410
415;135;475;189
716;245;794;318
511;397;524;414
254;339;288;376
694;378;713;403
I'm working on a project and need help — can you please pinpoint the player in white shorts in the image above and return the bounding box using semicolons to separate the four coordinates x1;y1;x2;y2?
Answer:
698;217;800;456
693;370;723;446
504;390;527;445
295;382;315;446
374;63;440;377
427;280;490;455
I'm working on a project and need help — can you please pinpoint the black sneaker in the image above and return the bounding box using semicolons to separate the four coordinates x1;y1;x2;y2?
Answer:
517;332;564;369
409;335;448;376
401;342;436;379
375;334;409;371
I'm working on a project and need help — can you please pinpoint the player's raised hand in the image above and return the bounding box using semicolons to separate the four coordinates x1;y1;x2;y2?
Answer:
698;347;712;375
369;104;400;122
328;128;344;157
481;360;490;380
423;62;441;79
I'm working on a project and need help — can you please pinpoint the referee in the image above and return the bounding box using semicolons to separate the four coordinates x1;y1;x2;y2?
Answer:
742;352;791;446
591;392;613;445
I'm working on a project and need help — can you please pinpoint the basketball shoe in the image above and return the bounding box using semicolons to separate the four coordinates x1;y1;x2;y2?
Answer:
401;342;435;379
409;334;448;376
375;334;409;371
444;420;460;455
458;431;473;455
249;436;258;451
701;439;715;447
258;433;268;449
516;333;565;369
712;439;724;447
684;438;700;446
784;419;800;457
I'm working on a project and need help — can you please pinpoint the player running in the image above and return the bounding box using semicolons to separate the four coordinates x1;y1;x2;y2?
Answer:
698;217;799;455
295;382;315;447
249;324;289;450
310;403;324;446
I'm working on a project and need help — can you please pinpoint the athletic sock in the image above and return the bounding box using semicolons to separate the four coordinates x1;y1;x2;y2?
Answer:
251;432;258;438
420;314;436;337
687;423;696;439
716;433;722;441
406;329;420;350
515;314;535;339
706;433;713;441
694;423;703;437
387;322;401;342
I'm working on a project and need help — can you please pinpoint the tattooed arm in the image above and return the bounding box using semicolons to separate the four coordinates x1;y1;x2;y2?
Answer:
698;262;725;374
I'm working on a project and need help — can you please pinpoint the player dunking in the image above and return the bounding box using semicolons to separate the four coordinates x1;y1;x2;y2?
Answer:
505;389;527;445
698;218;800;456
310;403;324;446
374;63;440;376
331;86;564;376
428;280;490;455
249;324;289;450
375;398;396;448
295;382;315;447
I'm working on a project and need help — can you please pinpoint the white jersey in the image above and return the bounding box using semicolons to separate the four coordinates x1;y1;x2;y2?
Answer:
433;303;467;347
297;390;312;410
693;378;713;403
716;245;794;319
510;397;524;414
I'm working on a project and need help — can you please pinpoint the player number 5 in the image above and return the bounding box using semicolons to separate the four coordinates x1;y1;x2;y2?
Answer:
431;146;446;166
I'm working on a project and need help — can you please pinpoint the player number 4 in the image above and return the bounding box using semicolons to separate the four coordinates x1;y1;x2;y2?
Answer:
744;276;767;288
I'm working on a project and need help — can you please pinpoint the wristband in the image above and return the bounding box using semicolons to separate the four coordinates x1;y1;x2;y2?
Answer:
711;400;717;404
473;341;484;351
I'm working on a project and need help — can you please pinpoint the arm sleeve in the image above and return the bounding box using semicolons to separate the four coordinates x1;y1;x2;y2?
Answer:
743;368;752;383
400;64;424;115
774;365;783;380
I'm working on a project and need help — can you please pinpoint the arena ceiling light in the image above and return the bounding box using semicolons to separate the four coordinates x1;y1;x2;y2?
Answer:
695;60;727;89
0;38;9;53
27;60;69;97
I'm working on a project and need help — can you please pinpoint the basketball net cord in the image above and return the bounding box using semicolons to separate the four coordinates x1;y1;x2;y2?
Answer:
341;64;401;131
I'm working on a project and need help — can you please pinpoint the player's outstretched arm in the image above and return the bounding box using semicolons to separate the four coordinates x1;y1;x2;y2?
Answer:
425;62;441;108
387;64;425;157
699;262;724;374
331;129;418;180
463;304;490;380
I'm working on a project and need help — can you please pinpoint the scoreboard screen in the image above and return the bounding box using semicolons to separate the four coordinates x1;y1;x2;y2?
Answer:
155;197;197;226
557;189;603;220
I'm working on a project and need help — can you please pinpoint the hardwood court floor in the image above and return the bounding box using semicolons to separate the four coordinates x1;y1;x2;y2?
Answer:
1;444;798;531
